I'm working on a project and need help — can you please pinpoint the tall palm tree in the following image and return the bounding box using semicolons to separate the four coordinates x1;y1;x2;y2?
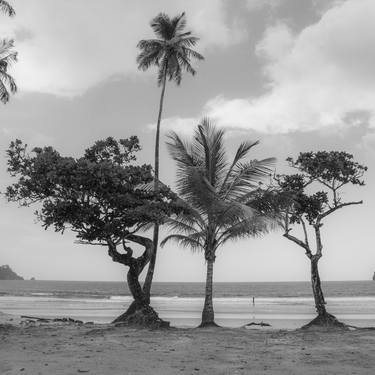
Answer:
0;0;15;16
137;12;204;299
0;39;17;103
161;118;277;327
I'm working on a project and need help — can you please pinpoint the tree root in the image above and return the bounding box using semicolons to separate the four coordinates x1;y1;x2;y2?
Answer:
301;313;348;330
198;321;220;328
245;321;272;327
112;303;169;329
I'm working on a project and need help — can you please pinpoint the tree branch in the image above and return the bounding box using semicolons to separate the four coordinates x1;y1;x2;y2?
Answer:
125;234;154;272
283;210;312;257
300;217;310;249
107;239;132;266
283;231;312;258
318;200;363;221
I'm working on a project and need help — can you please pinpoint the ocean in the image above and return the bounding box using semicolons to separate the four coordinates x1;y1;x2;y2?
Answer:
1;280;375;329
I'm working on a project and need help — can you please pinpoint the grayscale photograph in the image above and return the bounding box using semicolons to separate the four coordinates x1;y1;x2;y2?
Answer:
0;0;374;374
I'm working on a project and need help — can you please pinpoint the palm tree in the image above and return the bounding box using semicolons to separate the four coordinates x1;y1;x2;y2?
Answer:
0;1;16;104
137;12;204;299
0;0;15;16
0;39;17;103
161;118;277;327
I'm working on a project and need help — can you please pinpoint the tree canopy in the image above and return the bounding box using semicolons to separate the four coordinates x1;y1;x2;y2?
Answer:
6;137;178;246
279;151;367;229
161;118;277;256
137;12;204;86
270;151;367;326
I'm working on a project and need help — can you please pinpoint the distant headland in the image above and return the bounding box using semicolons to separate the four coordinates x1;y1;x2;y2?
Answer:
0;265;24;280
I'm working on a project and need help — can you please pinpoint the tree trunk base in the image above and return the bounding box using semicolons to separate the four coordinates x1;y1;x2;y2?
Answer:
112;302;169;329
198;321;220;328
302;313;347;330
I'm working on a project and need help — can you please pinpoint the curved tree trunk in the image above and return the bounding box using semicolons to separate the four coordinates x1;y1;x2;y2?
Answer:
112;265;168;328
109;235;169;328
143;65;168;302
199;255;218;327
303;255;345;329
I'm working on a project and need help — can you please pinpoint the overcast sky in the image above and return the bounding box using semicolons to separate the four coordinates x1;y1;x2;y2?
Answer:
0;0;374;282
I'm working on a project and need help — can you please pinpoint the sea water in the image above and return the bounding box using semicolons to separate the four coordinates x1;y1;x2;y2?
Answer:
0;280;375;328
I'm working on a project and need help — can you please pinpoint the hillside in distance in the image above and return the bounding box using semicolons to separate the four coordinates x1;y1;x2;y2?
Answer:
0;265;24;280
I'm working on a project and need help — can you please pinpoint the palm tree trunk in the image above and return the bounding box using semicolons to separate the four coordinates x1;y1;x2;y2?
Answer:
200;255;217;327
143;65;168;301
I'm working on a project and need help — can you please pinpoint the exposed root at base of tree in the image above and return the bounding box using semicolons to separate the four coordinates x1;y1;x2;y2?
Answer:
198;321;220;328
112;303;170;329
301;313;348;330
245;321;272;327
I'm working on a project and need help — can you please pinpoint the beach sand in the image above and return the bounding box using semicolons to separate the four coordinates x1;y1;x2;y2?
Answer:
1;312;375;374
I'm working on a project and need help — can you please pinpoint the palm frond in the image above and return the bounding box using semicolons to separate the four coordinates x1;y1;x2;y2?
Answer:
136;47;164;71
167;54;182;85
166;118;278;257
150;13;173;40
177;53;196;77
137;39;164;52
172;12;186;35
0;0;15;16
217;214;278;247
223;158;276;200
0;39;16;58
194;118;227;187
220;140;260;193
166;131;196;169
0;40;17;103
181;46;204;61
160;233;203;252
0;79;9;103
178;36;200;48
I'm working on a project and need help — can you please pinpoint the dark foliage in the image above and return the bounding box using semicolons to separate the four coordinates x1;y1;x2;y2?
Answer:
137;12;204;86
6;137;179;246
274;151;367;325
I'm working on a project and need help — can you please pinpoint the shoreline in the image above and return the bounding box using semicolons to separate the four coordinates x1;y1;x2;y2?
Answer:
2;312;375;374
1;293;375;329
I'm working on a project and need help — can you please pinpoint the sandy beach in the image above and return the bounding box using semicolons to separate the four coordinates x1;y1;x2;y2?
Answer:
1;313;375;375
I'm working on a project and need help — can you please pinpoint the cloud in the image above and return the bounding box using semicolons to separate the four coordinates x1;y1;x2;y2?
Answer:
0;0;245;96
361;131;375;157
147;117;197;136
199;0;375;133
246;0;284;11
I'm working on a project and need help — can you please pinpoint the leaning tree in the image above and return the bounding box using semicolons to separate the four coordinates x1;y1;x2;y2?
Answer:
137;12;204;300
5;137;180;327
161;118;277;327
276;151;367;328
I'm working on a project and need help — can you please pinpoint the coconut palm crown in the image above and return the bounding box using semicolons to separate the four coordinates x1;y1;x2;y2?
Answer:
161;118;277;327
137;12;204;86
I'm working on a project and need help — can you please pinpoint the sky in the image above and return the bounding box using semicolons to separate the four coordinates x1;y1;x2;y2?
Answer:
0;0;374;282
